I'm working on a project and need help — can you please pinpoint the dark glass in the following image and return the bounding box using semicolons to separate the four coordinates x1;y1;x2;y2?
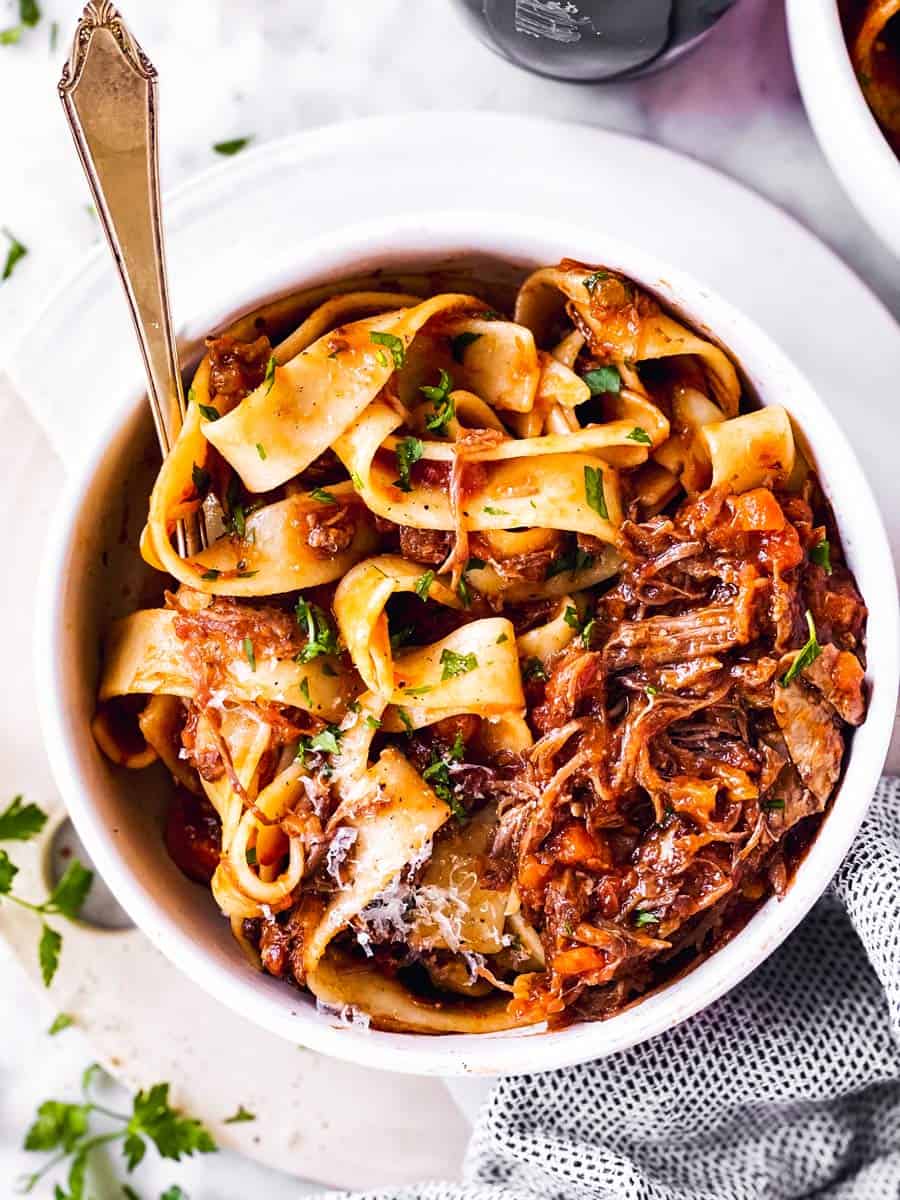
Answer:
452;0;739;82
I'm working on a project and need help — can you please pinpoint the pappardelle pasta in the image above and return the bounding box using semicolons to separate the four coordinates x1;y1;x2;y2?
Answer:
93;261;869;1033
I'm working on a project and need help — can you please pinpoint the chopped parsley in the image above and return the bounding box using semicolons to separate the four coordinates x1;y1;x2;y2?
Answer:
242;637;256;672
457;575;472;608
310;487;338;504
563;604;595;647
402;684;433;696
582;365;621;396
0;26;22;44
422;733;467;820
779;610;822;687
224;1105;256;1124
414;569;435;600
483;505;510;516
522;657;548;683
584;464;609;519
370;330;406;369
213;136;252;156
263;354;277;395
450;331;482;363
224;474;246;537
364;715;382;729
200;569;220;581
47;1012;74;1036
21;0;41;25
762;799;786;812
396;707;414;734
2;228;27;280
810;537;832;575
309;726;342;755
295;597;340;662
626;426;651;445
299;676;311;705
255;442;267;460
546;545;594;580
390;623;415;651
645;685;658;698
198;403;220;422
191;463;210;494
440;648;478;680
496;632;509;645
422;369;455;434
350;469;364;490
393;436;424;492
635;910;660;928
465;556;486;571
245;846;258;866
583;270;609;294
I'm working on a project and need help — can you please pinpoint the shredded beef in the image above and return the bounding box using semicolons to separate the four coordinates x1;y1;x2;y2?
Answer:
206;332;271;401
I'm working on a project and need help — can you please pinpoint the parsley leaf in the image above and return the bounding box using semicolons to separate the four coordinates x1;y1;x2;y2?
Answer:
457;575;472;609
2;227;27;280
582;365;621;395
294;597;340;662
255;442;267;460
779;610;822;687
522;657;549;683
127;1082;217;1162
242;637;256;671
584;464;609;519
309;727;342;755
583;270;609;294
21;0;40;25
39;923;62;986
450;331;481;363
224;1105;256;1125
810;537;832;574
0;848;19;894
48;1013;74;1036
396;706;414;733
213;136;252;156
483;505;510;516
370;330;406;369
496;632;508;644
198;403;220;422
0;794;47;841
393;437;424;492
626;426;651;445
439;648;478;680
25;1100;90;1152
45;860;93;920
161;1189;187;1200
414;570;434;601
545;545;594;580
635;910;660;928
422;734;467;820
200;569;220;581
309;487;337;505
422;369;455;433
0;27;22;45
262;354;277;395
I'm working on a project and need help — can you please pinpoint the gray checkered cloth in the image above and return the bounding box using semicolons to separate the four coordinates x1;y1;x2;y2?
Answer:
322;775;900;1200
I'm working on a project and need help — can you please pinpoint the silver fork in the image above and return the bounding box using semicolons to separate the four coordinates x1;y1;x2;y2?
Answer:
58;2;206;557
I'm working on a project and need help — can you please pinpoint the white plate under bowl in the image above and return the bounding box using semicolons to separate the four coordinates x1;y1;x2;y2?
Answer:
787;0;900;259
34;204;899;1078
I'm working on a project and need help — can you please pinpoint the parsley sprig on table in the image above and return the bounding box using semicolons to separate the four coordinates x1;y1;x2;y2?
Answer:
0;795;93;985
20;1064;216;1199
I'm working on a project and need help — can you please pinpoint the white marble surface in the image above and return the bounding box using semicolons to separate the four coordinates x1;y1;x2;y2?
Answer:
1;0;898;1196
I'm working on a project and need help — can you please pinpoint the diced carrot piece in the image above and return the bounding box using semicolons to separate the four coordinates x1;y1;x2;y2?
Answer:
552;823;609;867
729;488;786;532
553;946;607;975
519;856;553;890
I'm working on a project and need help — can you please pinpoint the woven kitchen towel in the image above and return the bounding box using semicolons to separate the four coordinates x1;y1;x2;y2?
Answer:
322;775;900;1200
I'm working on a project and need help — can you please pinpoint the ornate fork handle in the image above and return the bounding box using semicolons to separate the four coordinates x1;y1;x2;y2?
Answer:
59;2;204;556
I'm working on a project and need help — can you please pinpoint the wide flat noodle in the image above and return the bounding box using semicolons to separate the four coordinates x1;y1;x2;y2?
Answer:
99;609;350;720
303;747;451;972
515;262;741;416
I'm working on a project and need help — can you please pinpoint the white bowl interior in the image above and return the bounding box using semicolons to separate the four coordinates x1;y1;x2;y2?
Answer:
37;213;899;1075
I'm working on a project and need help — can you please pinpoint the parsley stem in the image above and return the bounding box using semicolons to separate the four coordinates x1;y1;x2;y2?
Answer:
3;891;47;915
89;1103;130;1123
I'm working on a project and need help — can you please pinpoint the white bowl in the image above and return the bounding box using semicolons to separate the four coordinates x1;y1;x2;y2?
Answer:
787;0;900;258
36;211;899;1076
